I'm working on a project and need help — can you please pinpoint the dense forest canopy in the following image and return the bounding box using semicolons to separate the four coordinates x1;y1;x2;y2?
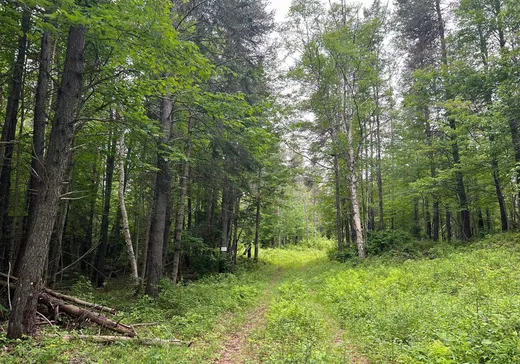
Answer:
0;0;519;346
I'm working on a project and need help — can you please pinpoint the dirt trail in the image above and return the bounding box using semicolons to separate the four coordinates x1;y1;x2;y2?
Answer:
213;258;369;363
213;268;281;364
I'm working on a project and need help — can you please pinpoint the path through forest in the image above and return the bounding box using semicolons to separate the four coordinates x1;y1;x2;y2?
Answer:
212;251;368;363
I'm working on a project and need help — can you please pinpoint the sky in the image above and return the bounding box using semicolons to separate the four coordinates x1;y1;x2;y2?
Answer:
267;0;384;23
267;0;292;22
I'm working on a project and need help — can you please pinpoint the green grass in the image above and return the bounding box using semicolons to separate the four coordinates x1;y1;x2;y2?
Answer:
3;234;520;363
320;235;520;363
251;236;520;363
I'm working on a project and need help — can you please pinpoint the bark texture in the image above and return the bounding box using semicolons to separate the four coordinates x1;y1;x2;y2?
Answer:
172;116;193;283
0;10;30;270
118;132;139;285
145;98;172;296
93;133;116;287
19;30;52;270
8;26;87;339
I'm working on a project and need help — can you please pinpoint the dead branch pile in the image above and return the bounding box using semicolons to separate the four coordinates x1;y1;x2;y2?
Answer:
0;274;189;346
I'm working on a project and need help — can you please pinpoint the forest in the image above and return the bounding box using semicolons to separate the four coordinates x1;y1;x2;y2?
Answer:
0;0;520;362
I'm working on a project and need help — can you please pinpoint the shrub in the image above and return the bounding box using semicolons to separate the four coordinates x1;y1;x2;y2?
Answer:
366;229;414;255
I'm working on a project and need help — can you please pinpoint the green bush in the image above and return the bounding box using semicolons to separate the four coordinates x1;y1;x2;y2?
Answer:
327;246;358;262
366;229;414;255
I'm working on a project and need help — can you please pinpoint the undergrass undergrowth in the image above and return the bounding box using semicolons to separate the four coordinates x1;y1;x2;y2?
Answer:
320;233;520;363
0;257;277;363
3;234;520;363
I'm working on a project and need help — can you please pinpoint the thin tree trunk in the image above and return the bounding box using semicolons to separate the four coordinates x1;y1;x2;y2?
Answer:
161;194;172;268
432;201;440;241
7;25;87;339
435;0;471;240
254;170;261;263
333;154;343;250
0;10;30;271
220;177;231;253
375;98;384;230
491;159;508;231
446;207;452;243
476;21;509;233
93;132;116;288
139;194;153;293
82;161;97;272
172;116;193;283
424;198;432;239
478;208;485;236
413;199;420;237
10;68;27;265
231;195;241;267
347;129;365;259
118;132;139;287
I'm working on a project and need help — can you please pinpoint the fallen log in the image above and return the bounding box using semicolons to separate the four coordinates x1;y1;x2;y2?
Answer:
49;334;190;346
38;293;136;337
0;273;118;315
0;280;134;337
42;288;117;315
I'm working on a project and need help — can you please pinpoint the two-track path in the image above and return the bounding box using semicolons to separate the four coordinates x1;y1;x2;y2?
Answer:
212;252;369;363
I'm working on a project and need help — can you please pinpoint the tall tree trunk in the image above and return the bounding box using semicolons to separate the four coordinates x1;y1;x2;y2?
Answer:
161;195;172;268
333;154;343;250
477;208;485;236
432;201;440;241
346;127;365;258
424;198;432;239
93;132;116;288
187;195;192;231
220;177;231;253
435;0;472;240
172;116;193;283
139;194;153;293
7;25;87;339
231;195;241;267
253;195;260;262
0;10;30;271
475;20;509;233
48;192;70;288
376;119;384;231
413;199;420;237
82;161;97;272
47;156;73;285
10;74;27;265
426;114;440;241
445;207;452;243
145;98;172;297
22;29;52;253
118;131;139;287
254;169;261;262
491;158;508;231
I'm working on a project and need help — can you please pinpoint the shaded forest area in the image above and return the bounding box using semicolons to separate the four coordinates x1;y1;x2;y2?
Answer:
0;0;519;346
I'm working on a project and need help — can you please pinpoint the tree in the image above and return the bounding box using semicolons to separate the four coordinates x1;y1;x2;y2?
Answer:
8;23;88;339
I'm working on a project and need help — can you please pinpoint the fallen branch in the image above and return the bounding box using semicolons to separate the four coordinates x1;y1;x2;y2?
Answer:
42;288;117;315
0;280;133;337
38;293;136;337
49;334;190;346
0;273;117;314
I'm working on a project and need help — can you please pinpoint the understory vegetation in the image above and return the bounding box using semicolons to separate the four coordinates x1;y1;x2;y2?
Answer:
3;234;520;363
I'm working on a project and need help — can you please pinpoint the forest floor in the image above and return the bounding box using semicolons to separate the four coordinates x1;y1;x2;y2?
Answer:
3;233;520;363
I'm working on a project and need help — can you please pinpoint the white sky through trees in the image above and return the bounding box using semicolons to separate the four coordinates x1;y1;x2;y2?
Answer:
267;0;384;22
